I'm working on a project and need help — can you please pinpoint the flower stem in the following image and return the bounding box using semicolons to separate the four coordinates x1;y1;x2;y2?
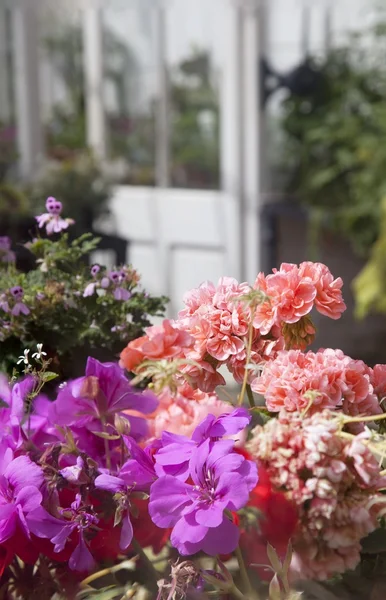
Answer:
246;384;255;408
238;323;254;407
100;416;112;471
235;546;255;598
131;537;160;592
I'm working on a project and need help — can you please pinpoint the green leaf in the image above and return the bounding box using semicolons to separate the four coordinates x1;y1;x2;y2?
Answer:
41;371;59;382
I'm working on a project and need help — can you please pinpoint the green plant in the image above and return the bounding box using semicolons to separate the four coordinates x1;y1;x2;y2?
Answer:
281;21;386;257
0;215;167;381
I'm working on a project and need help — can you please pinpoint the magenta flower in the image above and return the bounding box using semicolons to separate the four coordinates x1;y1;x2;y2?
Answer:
36;197;75;236
0;374;34;422
51;357;158;440
0;450;44;544
94;437;157;549
154;408;250;480
27;494;98;572
149;438;258;555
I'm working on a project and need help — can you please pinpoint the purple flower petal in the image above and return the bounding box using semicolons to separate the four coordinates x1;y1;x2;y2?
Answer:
120;513;133;550
95;474;125;493
149;476;193;528
69;533;95;572
15;486;43;513
0;506;16;543
200;516;240;556
4;456;43;494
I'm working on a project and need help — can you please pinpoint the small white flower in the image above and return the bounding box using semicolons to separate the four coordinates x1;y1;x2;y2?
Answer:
32;343;47;360
17;349;30;365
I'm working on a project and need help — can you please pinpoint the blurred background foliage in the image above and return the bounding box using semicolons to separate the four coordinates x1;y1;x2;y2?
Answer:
281;13;386;319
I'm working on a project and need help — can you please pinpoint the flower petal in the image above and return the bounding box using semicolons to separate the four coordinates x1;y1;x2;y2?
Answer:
149;476;192;528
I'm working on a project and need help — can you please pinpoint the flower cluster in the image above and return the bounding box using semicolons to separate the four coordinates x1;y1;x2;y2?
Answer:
0;353;256;593
2;251;386;599
252;348;383;422
121;263;346;394
247;410;386;580
83;265;140;301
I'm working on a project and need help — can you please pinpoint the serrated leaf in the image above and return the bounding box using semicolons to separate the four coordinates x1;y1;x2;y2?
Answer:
42;371;59;382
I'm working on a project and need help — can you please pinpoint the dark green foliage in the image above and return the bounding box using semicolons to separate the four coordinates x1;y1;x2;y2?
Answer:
0;229;167;381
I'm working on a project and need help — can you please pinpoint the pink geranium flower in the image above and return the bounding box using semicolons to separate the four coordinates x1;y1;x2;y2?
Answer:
120;319;194;372
252;348;381;421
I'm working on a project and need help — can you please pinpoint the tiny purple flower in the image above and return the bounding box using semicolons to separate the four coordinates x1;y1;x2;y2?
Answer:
0;294;9;313
113;287;131;301
83;282;97;297
0;236;15;264
9;287;29;316
149;438;258;556
36;196;75;236
27;493;98;572
109;271;120;283
91;265;100;277
100;277;110;289
10;286;23;300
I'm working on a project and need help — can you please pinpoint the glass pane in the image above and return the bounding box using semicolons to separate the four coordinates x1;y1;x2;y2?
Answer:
0;7;16;178
166;0;221;189
38;3;85;161
102;0;157;185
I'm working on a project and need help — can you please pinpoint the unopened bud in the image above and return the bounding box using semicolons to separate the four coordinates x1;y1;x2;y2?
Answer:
114;413;131;436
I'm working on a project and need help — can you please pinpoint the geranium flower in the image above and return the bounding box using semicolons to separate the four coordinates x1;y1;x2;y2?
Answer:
27;494;98;572
51;357;158;440
120;319;194;372
149;438;258;556
0;451;44;545
154;407;250;480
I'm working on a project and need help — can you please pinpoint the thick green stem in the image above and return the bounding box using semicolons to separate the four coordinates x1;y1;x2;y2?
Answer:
100;416;112;471
238;324;254;407
246;384;255;408
131;537;160;593
235;546;255;598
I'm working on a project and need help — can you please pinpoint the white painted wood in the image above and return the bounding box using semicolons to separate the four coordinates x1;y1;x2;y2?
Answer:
82;3;107;160
12;4;44;180
0;7;11;124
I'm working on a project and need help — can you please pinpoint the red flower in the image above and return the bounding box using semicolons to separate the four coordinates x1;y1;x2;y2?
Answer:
240;463;298;580
132;498;170;554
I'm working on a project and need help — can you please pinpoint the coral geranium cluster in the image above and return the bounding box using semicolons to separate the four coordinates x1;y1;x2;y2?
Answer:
3;197;386;600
